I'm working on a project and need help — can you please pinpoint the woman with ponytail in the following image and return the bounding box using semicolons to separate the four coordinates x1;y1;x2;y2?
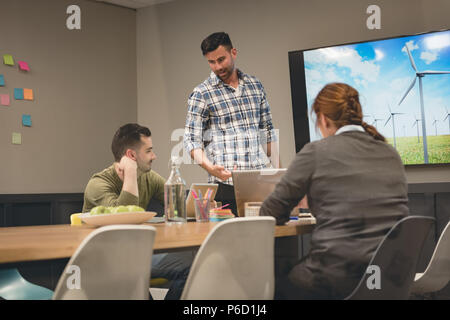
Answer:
260;83;409;299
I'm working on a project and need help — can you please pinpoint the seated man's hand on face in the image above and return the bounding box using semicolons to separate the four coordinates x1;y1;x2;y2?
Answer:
117;155;138;181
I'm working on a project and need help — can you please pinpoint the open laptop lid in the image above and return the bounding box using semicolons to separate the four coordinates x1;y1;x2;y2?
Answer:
232;169;287;217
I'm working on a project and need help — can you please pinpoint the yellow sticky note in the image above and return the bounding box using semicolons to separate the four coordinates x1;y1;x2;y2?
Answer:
12;132;22;145
3;54;14;66
24;88;34;101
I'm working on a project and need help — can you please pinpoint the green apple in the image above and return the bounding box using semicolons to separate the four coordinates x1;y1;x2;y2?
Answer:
112;205;129;213
90;206;106;215
104;207;114;214
127;205;145;212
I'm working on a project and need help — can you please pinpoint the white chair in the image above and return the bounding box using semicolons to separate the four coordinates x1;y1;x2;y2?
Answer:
181;216;276;300
411;221;450;295
53;225;156;300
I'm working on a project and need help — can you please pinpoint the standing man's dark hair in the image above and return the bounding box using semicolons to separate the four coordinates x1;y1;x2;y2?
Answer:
201;32;233;55
111;123;151;162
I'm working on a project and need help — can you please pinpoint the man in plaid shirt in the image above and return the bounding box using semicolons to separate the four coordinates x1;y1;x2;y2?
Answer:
184;32;278;215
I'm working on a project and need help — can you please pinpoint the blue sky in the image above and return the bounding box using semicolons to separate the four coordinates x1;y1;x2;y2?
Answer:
303;29;450;142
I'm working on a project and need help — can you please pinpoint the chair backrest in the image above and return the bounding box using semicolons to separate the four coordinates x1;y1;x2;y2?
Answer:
413;220;450;293
181;217;276;300
346;216;435;300
53;225;156;300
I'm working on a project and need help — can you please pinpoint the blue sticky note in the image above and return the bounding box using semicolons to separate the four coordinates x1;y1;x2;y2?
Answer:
14;88;24;100
22;114;32;127
0;75;4;86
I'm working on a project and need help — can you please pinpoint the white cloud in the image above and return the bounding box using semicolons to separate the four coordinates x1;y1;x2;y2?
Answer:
420;51;438;64
375;49;384;61
402;40;419;53
424;33;450;50
305;47;380;86
304;67;344;102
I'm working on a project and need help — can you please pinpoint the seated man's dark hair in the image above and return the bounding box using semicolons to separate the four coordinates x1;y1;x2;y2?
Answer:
111;123;151;162
201;32;233;55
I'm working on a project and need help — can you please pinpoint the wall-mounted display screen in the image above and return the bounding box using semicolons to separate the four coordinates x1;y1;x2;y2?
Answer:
289;29;450;165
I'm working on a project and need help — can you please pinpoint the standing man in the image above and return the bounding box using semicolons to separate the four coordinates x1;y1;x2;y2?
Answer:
184;32;279;215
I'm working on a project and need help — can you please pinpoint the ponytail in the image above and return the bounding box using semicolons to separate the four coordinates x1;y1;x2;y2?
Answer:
362;121;386;142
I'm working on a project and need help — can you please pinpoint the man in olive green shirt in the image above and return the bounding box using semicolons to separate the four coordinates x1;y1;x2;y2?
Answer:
82;123;191;300
82;165;165;213
83;123;164;212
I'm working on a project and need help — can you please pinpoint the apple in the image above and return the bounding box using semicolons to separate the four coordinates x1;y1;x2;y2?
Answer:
112;205;129;213
90;206;106;215
104;207;114;214
127;205;145;212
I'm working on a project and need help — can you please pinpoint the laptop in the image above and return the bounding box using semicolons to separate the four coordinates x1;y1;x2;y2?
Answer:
232;169;287;217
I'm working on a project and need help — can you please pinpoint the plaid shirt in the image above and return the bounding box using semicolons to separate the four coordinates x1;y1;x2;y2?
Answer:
184;69;277;185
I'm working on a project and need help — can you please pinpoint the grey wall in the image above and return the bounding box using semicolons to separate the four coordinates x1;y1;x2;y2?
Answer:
1;0;448;195
137;0;450;186
0;0;136;194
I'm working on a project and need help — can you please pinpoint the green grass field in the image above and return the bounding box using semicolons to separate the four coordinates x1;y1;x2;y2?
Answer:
386;135;450;164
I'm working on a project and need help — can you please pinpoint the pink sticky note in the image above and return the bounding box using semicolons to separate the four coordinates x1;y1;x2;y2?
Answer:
18;61;30;72
0;94;10;106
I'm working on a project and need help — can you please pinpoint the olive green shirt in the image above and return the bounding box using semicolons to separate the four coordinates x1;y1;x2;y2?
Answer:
82;164;166;213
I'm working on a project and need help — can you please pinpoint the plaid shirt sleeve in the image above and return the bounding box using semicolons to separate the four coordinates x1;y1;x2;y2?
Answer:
259;84;277;144
184;89;210;155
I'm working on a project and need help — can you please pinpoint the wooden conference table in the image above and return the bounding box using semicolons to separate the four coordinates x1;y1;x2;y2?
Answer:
0;220;315;265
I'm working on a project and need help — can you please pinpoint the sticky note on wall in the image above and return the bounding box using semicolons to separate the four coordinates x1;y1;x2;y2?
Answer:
0;74;4;86
14;88;24;100
22;114;32;127
0;94;10;106
18;61;30;71
24;88;33;100
12;132;22;145
3;54;14;66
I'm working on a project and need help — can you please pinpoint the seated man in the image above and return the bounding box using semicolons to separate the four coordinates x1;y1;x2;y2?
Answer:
82;123;191;299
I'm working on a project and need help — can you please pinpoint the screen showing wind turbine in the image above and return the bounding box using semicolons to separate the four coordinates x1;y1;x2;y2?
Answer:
289;29;450;165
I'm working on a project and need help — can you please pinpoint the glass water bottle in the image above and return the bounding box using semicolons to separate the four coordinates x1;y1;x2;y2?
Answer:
164;157;187;224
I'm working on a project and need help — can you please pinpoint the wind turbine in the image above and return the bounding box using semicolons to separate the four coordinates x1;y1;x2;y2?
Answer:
371;114;384;130
444;107;450;134
398;44;450;163
384;104;404;149
432;117;439;136
412;115;421;143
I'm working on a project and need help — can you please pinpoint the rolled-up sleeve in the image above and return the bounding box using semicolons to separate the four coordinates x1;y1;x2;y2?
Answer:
259;85;277;143
259;142;315;225
184;90;210;155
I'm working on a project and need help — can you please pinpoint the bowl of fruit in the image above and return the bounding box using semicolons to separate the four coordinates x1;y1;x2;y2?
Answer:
80;205;156;226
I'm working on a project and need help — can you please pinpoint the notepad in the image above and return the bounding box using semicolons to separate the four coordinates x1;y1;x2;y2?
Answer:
3;54;14;66
0;74;5;86
12;132;22;145
23;88;33;100
14;88;24;100
18;61;30;71
22;114;32;127
0;94;10;106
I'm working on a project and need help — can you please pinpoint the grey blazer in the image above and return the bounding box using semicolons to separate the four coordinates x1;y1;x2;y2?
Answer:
260;131;409;299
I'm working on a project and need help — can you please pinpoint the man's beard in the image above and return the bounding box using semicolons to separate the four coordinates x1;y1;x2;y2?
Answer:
137;163;152;175
216;66;233;82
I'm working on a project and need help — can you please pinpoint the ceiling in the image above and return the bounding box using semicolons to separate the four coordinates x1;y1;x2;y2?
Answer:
95;0;174;9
